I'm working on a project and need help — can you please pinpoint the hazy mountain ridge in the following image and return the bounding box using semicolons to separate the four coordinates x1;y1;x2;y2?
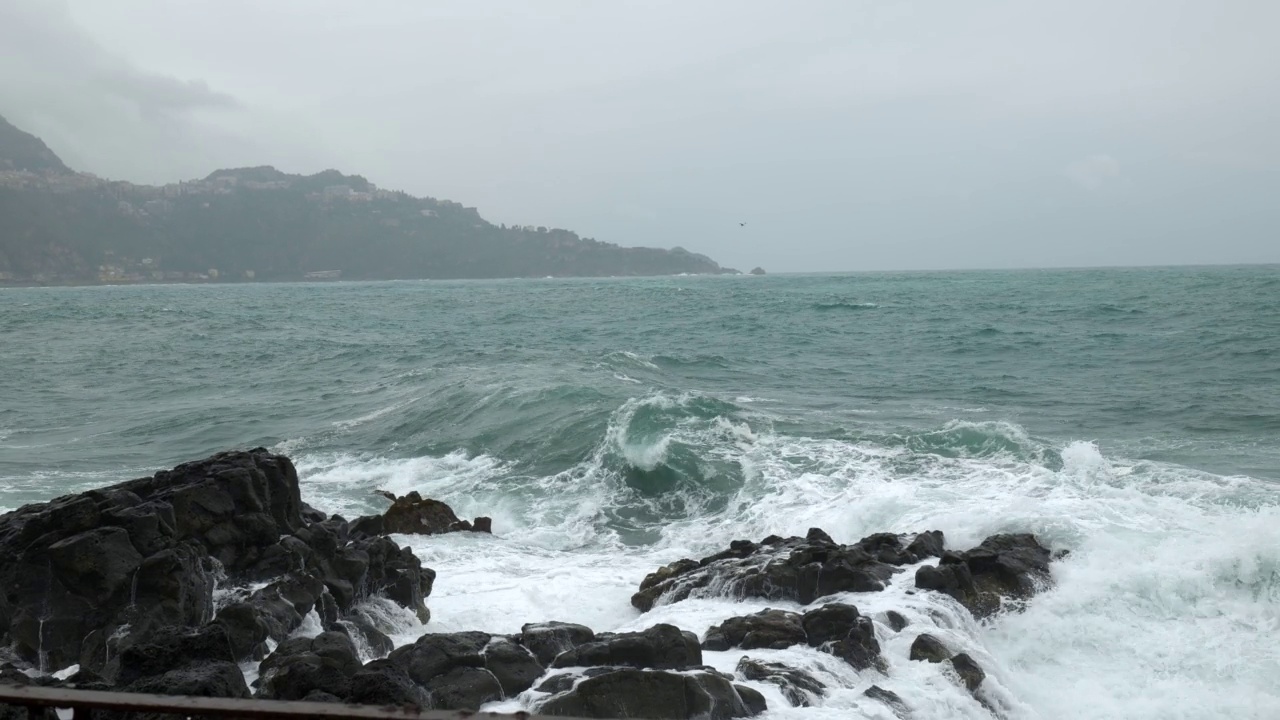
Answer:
0;116;733;283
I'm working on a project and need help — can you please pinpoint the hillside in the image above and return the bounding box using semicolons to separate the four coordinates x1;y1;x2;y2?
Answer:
0;117;733;284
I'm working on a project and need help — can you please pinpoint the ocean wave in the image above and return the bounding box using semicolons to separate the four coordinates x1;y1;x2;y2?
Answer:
811;300;879;311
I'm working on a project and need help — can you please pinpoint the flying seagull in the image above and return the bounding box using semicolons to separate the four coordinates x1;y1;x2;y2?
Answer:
739;222;746;227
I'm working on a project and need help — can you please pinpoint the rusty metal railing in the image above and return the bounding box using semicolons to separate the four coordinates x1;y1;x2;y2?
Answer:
0;684;549;720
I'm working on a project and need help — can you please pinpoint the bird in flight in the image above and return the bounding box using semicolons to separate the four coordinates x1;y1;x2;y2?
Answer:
739;222;746;227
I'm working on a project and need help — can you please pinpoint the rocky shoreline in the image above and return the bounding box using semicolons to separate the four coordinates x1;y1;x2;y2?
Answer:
0;449;1057;718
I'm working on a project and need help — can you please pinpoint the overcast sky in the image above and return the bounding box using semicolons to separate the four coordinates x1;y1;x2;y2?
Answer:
2;0;1277;272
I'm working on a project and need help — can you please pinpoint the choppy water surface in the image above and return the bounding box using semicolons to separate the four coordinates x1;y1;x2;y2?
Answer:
3;266;1279;718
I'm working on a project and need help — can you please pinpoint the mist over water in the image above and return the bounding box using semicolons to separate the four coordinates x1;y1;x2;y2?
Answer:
2;266;1279;718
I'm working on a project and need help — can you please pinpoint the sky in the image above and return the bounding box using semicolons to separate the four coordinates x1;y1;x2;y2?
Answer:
1;0;1277;272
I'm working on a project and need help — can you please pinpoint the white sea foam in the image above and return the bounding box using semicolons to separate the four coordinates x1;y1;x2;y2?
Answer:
293;410;1280;719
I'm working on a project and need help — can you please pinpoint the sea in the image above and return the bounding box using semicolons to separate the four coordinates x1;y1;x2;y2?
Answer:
2;266;1278;719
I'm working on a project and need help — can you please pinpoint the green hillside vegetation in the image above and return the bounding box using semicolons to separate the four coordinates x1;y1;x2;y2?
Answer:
0;116;733;283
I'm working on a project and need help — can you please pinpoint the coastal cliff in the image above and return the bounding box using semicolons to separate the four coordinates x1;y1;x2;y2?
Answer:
0;116;734;284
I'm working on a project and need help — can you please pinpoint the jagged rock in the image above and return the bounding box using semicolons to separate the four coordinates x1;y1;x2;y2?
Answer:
915;534;1053;618
632;528;945;611
950;653;986;692
351;491;491;537
540;668;765;719
520;621;595;666
908;633;951;664
885;610;909;632
736;657;825;707
825;615;883;672
551;623;702;670
386;631;489;686
0;449;436;674
863;685;908;716
702;609;805;651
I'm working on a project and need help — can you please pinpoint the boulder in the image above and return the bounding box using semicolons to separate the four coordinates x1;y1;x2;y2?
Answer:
884;610;909;632
351;492;491;537
863;685;908;716
950;653;986;692
345;661;433;708
800;602;862;647
540;668;765;719
383;630;543;708
908;633;951;664
256;631;363;701
735;657;825;707
113;624;238;686
551;623;702;670
632;529;945;611
916;534;1053;618
424;666;504;710
519;621;595;666
482;636;545;696
702;609;805;651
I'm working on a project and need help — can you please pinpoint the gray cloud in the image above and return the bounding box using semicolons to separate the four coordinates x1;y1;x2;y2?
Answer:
3;0;1278;270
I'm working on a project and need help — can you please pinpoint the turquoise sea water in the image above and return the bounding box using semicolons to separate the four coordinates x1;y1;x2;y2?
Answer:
2;266;1279;718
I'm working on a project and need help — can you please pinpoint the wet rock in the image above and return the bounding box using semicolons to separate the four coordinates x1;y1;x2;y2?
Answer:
863;685;908;716
885;610;909;632
632;529;945;611
540;668;765;719
825;615;883;672
736;657;825;707
702;609;806;651
482;636;545;696
122;660;250;699
256;631;363;701
113;624;238;686
351;491;491;537
386;630;490;687
520;621;595;666
551;623;702;670
331;615;395;660
908;633;951;664
344;661;433;708
426;665;504;709
0;449;436;674
916;534;1053;618
950;653;986;692
800;602;862;647
535;673;579;694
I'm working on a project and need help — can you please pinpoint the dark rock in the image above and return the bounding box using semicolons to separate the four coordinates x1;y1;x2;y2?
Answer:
0;449;436;675
915;533;1053;618
212;602;271;660
482;636;545;696
255;631;363;701
114;624;238;686
826;616;883;672
520;621;595;666
426;665;504;709
332;615;395;660
354;491;472;536
123;660;250;699
950;653;986;692
535;673;578;694
863;685;908;716
908;633;951;663
632;530;948;611
885;611;909;632
551;623;702;670
907;531;945;559
345;661;433;708
800;602;862;647
387;629;488;676
472;517;493;533
540;668;765;719
702;609;806;651
736;657;825;707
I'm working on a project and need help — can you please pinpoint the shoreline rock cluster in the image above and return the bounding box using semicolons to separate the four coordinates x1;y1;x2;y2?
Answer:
0;449;1057;719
